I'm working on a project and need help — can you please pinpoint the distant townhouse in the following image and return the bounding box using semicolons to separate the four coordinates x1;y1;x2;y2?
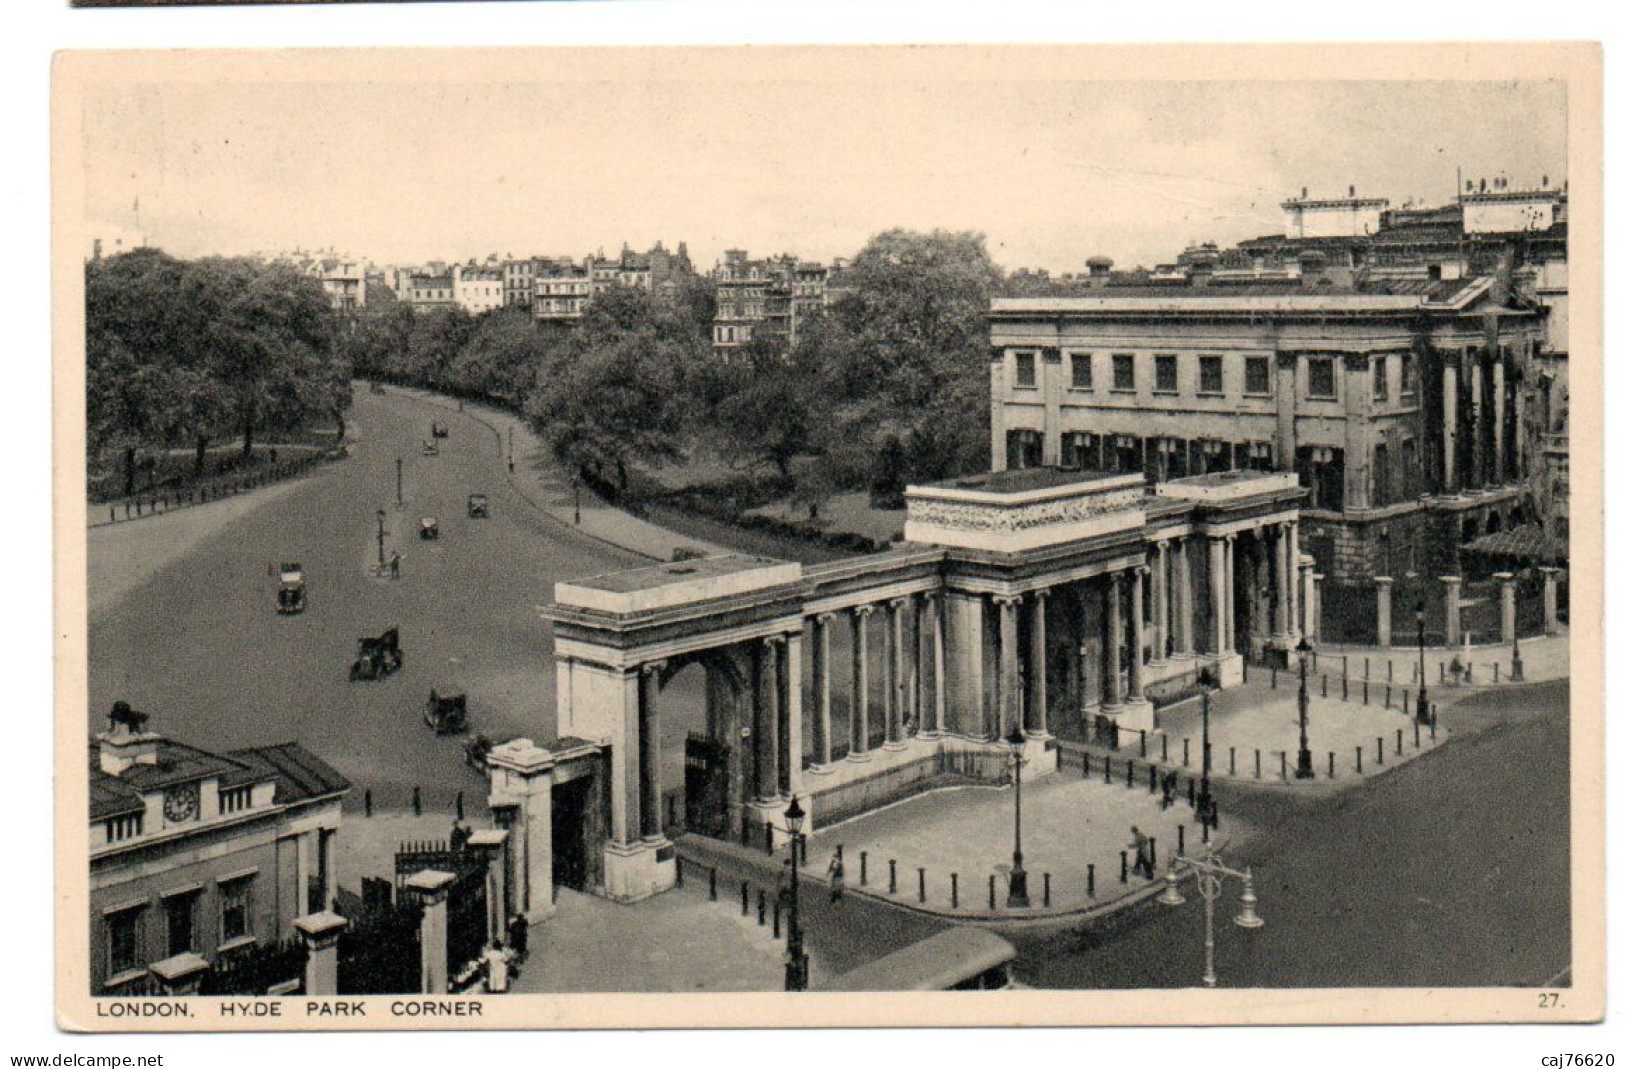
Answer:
89;709;349;995
393;269;457;310
308;259;367;313
453;262;505;315
532;241;695;323
711;249;830;354
532;259;593;322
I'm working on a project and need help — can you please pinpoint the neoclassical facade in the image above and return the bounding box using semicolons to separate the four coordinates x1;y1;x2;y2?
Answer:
515;466;1306;904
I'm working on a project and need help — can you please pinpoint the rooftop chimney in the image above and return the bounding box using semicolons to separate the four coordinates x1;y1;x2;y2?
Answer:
1086;255;1114;279
98;702;162;777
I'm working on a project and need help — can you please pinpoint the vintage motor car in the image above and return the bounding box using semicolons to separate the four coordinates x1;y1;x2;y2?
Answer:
275;563;306;614
422;438;439;457
431;421;449;439
419;516;440;540
425;688;468;735
467;493;489;518
350;627;403;681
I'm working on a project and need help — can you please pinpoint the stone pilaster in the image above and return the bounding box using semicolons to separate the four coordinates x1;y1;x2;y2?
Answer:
294;912;346;997
1028;590;1050;736
406;869;455;995
1496;572;1517;643
1442;576;1463;648
849;605;874;758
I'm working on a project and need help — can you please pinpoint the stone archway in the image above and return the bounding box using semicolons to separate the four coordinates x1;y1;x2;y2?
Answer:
656;648;750;842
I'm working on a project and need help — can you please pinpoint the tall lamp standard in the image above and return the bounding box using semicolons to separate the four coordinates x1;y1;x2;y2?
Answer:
783;795;809;992
395;457;403;509
571;474;582;526
1196;667;1218;840
375;509;386;569
1157;845;1265;988
1005;723;1030;908
1414;602;1432;726
1294;636;1315;779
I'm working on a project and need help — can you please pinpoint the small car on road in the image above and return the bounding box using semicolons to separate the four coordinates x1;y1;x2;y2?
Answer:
467;493;489;519
425;689;468;735
419;517;439;540
275;563;306;615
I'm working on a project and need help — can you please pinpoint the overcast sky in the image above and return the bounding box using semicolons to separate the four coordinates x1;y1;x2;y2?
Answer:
79;56;1567;273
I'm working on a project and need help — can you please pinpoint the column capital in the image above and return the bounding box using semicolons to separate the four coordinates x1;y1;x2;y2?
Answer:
405;868;456;905
1031;588;1050;603
1374;575;1393;587
763;633;788;648
1539;566;1561;578
814;611;838;625
992;593;1024;609
852;603;878;618
294;911;348;951
888;596;911;611
1494;571;1516;584
639;659;668;677
1441;575;1463;588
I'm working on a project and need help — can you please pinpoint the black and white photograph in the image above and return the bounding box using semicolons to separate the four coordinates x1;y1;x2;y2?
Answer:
51;43;1602;1031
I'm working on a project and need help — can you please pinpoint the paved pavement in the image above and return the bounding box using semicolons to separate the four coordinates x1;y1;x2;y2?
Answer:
805;770;1247;918
1311;633;1569;691
1013;681;1571;989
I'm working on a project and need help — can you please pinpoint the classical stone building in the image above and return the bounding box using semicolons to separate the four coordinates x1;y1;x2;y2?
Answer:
986;271;1546;587
521;465;1305;903
89;714;349;994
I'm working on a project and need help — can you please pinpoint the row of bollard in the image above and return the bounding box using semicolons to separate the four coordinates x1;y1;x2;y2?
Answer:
101;458;324;525
359;786;475;819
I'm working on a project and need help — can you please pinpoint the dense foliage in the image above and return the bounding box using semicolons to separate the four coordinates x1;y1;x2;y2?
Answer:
86;249;351;497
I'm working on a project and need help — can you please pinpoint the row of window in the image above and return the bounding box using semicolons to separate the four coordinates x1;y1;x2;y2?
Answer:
1012;351;1418;403
104;875;255;982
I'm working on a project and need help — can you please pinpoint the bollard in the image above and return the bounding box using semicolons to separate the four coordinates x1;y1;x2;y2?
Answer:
1229;747;1236;775
1362;681;1369;705
1087;864;1096;898
1127;762;1135;789
1322;675;1328;698
1440;662;1446;683
1254;749;1261;779
1105;756;1113;784
455;791;464;821
136;500;142;517
1162;736;1169;763
1387;661;1394;683
1364;656;1370;680
1430;716;1437;741
1083;752;1091;778
1403;690;1409;715
951;873;959;909
773;898;781;938
1280;752;1287;781
1183;738;1191;767
1385;684;1391;709
676;857;684;888
1414;721;1421;748
1466;663;1473;684
1187;779;1195;807
1178;824;1185;854
1342;677;1349;701
989;875;997;910
919;868;926;903
710;867;718;901
1396;728;1404;756
742;881;750;915
860;851;869;885
1271;667;1277;689
758;890;766;926
1120;851;1129;884
412;786;422;816
1140;730;1148;758
1377;737;1384;765
1043;873;1051;908
1494;662;1500;683
1149;837;1157;870
1357;746;1363;773
765;824;774;855
889;859;897;895
1329;752;1336;778
124;502;131;519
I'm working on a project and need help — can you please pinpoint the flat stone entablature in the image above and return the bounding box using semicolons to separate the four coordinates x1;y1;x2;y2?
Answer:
904;469;1146;552
1155;469;1300;504
555;554;802;615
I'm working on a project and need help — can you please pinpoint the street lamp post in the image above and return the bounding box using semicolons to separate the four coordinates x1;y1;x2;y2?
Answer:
1295;637;1315;779
1415;602;1432;726
507;427;515;474
1196;667;1217;839
1005;724;1030;908
395;457;403;508
572;475;582;525
375;509;386;569
1157;845;1265;988
783;796;809;991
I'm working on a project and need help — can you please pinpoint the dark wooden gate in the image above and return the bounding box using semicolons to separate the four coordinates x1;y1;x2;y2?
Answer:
684;732;731;839
336;898;422;995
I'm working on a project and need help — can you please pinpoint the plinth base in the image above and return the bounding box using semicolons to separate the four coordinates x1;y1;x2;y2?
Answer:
602;837;677;902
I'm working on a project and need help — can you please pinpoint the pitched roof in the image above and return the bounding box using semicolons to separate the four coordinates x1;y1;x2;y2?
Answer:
89;738;349;822
228;743;352;804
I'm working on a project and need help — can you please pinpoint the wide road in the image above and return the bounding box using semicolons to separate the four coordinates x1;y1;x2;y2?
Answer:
87;389;693;811
1011;681;1571;989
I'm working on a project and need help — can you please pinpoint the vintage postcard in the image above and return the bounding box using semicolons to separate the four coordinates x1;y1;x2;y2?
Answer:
53;43;1602;1031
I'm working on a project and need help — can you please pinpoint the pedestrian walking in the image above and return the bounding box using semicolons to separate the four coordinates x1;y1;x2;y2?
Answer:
1129;825;1153;878
1161;770;1178;810
827;853;845;902
389;550;401;580
507;914;529;961
449;819;471;852
483;940;513;993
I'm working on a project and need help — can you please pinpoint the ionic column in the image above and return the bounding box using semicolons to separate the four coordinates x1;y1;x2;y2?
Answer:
1177;539;1195;657
783;631;803;798
1312;572;1325;640
1223;535;1237;654
1442;576;1463;648
1496;572;1517;643
1127;567;1147;702
1299;553;1318;643
1150;543;1169;664
1541;567;1561;635
926;593;946;736
1103;575;1123;708
811;614;834;766
638;660;666;840
1469;356;1486;489
850;605;874;757
755;638;782;800
885;598;908;748
1375;576;1393;648
995;594;1022;736
1286;522;1300;638
1442;357;1459;493
1207;537;1226;655
1492;358;1507;485
1028;590;1050;735
1273;525;1291;638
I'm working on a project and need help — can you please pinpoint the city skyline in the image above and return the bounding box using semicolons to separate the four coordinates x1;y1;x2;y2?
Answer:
80;59;1566;273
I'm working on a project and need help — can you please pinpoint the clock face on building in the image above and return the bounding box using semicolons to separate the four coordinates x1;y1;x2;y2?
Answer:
163;782;200;823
